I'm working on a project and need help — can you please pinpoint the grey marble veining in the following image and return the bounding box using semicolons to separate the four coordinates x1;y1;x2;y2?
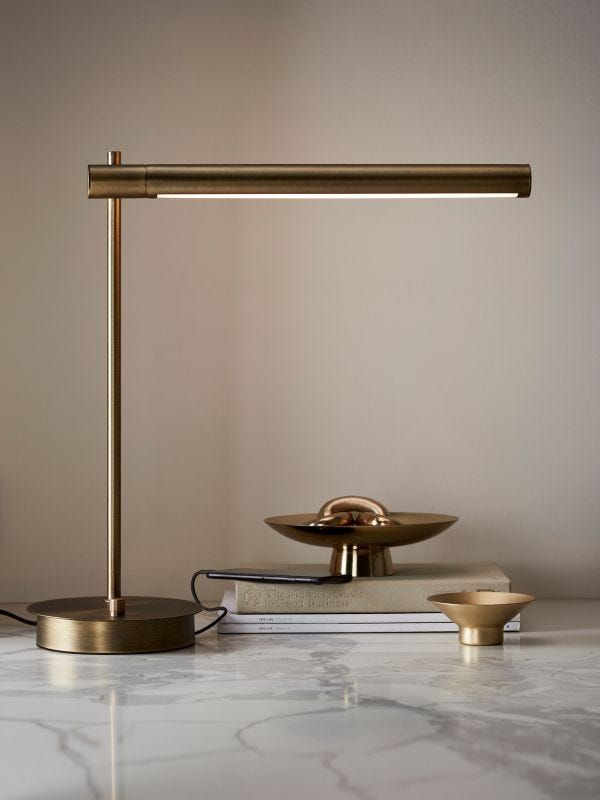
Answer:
1;600;599;800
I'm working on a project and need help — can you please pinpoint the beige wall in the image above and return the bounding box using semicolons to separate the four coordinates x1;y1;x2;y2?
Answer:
1;0;599;601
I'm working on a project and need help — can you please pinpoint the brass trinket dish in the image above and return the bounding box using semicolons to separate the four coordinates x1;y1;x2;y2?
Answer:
428;591;535;645
265;495;458;577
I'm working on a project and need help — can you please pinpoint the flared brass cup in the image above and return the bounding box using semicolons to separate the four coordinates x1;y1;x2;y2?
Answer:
427;591;534;646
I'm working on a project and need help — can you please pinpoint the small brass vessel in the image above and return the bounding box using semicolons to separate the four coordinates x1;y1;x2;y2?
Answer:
428;591;535;646
265;496;458;577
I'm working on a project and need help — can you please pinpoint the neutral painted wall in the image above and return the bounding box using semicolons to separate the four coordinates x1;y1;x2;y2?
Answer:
1;0;599;601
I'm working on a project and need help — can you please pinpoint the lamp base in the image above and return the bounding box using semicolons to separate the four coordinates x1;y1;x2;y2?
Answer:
27;596;202;654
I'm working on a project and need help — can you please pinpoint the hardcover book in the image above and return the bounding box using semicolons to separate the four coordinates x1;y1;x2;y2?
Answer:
218;621;520;634
219;590;521;634
233;562;511;614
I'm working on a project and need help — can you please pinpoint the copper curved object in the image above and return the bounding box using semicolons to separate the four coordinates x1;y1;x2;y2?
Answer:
317;496;388;520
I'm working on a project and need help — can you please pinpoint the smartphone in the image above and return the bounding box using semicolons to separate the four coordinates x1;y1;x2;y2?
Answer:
199;568;352;585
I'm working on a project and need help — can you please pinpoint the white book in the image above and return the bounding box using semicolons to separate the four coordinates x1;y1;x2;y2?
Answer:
218;592;521;634
219;591;520;626
233;562;511;613
218;620;521;634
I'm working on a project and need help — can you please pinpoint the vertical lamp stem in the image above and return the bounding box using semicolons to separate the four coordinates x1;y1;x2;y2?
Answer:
107;150;125;617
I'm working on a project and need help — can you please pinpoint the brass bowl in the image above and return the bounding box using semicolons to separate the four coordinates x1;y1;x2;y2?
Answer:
428;591;535;646
265;496;458;577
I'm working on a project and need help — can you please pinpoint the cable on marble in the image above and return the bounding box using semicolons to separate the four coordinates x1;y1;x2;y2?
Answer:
0;609;37;626
0;575;227;635
190;570;228;635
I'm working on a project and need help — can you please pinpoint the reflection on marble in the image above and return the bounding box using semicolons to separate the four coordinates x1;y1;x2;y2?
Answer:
1;600;599;799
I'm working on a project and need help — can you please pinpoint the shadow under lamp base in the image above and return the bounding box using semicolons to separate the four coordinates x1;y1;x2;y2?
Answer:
27;596;201;654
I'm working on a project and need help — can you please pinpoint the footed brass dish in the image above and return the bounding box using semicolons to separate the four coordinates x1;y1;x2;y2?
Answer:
265;495;458;577
428;590;535;645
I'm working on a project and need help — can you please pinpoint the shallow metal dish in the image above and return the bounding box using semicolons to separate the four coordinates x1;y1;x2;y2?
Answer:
265;496;458;577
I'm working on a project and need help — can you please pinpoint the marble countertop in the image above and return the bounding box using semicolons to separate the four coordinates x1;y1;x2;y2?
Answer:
1;600;599;800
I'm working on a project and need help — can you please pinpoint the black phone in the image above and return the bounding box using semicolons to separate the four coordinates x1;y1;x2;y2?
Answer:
199;568;352;585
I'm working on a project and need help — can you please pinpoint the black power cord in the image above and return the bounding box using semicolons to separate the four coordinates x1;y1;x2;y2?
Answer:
0;571;227;636
190;570;228;635
0;609;37;627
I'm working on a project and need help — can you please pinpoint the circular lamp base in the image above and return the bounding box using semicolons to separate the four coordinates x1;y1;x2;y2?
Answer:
27;596;202;654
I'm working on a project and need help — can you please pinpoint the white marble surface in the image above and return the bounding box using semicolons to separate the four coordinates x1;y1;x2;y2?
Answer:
1;600;599;800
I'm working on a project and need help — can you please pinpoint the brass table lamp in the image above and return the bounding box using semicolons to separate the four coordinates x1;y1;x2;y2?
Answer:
28;156;531;653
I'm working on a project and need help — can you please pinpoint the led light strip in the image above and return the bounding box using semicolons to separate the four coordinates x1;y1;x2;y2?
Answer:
158;193;519;199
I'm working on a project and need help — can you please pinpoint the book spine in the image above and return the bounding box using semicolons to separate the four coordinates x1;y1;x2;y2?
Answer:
224;612;453;624
234;577;510;613
218;620;520;634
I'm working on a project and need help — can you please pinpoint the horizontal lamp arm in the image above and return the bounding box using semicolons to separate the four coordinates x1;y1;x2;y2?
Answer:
88;164;531;199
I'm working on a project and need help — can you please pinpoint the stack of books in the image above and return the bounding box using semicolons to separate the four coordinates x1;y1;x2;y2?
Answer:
217;562;520;634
